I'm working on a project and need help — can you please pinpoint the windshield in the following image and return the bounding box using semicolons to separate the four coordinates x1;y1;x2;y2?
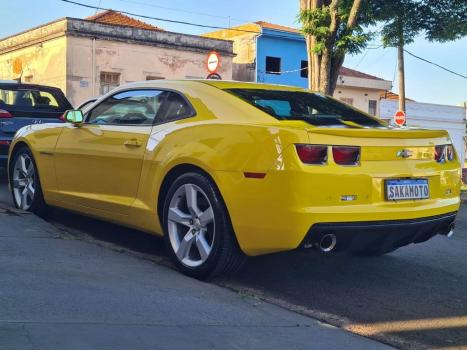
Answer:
225;88;384;128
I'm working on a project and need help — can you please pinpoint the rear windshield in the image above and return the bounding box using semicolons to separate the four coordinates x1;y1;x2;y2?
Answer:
225;88;383;128
0;87;70;115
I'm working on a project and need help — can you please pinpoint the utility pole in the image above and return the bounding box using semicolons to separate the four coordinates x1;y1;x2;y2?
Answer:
398;43;406;113
397;18;406;114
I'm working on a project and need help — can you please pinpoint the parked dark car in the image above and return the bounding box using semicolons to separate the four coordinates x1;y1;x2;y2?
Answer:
0;82;72;167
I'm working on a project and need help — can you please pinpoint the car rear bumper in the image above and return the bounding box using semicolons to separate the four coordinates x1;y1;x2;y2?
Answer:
301;212;457;254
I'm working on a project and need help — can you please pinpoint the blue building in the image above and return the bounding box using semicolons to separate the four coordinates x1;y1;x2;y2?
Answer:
204;21;392;116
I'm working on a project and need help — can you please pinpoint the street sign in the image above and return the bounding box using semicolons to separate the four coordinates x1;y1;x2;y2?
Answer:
206;51;220;73
394;110;406;126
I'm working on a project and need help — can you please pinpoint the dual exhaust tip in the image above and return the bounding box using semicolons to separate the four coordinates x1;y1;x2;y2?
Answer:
318;233;337;253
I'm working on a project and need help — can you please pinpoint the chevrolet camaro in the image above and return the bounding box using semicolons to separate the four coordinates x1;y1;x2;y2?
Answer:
8;80;460;279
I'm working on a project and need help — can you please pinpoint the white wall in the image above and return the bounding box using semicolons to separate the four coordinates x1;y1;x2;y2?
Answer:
381;99;467;166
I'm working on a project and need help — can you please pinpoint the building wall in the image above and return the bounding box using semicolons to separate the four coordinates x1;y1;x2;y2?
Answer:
203;24;259;82
66;36;233;106
334;86;383;116
0;35;67;93
256;31;308;88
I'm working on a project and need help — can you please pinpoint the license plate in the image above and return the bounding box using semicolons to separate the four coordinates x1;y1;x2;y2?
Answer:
385;179;429;201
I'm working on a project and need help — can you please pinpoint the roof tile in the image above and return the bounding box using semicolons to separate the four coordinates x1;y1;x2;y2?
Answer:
86;10;163;31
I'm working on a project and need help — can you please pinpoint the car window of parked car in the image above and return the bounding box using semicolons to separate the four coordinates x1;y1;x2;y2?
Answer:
155;92;195;124
86;90;166;125
225;89;384;128
0;87;65;115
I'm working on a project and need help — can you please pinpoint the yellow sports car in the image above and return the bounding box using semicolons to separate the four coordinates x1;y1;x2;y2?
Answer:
8;80;460;279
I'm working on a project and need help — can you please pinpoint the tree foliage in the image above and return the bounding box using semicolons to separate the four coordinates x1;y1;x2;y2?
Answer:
373;0;467;47
299;0;467;95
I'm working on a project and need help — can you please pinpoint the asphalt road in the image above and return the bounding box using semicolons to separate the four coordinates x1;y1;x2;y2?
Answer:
0;169;389;350
1;169;466;349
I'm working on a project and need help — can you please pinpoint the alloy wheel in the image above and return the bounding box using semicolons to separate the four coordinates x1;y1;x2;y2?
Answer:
167;183;215;267
12;153;36;210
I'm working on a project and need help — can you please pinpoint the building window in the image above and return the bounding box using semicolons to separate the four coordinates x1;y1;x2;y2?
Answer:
266;57;281;75
146;76;165;80
100;72;120;95
368;100;377;116
301;61;308;78
340;97;354;106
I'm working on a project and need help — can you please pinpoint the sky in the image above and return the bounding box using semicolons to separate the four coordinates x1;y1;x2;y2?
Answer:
1;0;466;106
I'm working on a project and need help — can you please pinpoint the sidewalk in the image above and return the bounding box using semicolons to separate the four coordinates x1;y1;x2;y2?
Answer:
0;198;391;349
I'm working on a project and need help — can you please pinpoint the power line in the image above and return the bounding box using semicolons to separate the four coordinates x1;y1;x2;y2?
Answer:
113;0;252;23
59;0;260;34
404;49;467;80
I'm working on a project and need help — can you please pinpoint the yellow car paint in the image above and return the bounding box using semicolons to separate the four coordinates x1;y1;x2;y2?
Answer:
9;80;461;256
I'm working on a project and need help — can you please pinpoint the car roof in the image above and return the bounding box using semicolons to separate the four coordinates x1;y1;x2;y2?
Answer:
119;79;308;93
0;82;64;91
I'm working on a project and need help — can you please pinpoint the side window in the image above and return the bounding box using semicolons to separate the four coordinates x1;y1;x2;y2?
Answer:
156;92;194;124
86;90;166;125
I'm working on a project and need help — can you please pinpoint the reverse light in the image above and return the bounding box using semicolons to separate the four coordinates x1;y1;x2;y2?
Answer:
0;109;12;118
296;144;328;164
332;146;360;166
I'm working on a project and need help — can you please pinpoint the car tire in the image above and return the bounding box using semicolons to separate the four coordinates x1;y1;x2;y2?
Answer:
163;172;246;280
9;146;48;216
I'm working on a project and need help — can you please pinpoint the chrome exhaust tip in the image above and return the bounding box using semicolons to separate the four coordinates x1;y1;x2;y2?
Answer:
440;222;455;238
446;222;455;238
319;234;337;253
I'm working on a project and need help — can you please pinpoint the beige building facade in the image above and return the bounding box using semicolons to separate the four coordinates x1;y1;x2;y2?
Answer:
0;12;234;106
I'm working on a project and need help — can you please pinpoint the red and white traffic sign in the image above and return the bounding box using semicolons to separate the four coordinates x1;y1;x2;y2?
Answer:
394;110;406;126
206;51;220;73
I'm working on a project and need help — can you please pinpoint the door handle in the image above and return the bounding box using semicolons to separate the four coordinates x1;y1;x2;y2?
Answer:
124;139;142;147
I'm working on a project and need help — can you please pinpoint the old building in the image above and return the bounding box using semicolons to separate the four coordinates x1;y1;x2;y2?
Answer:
0;11;234;106
204;21;392;116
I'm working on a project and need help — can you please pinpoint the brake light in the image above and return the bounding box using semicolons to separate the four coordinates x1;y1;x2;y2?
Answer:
0;140;10;146
58;114;65;122
435;144;455;163
332;146;360;165
0;109;12;118
296;144;328;164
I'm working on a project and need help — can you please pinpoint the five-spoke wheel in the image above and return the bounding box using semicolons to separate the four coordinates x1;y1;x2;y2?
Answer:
163;172;245;279
12;153;36;210
9;146;46;215
167;183;215;267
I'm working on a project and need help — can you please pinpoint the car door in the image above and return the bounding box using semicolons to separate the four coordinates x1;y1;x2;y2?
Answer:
54;89;168;215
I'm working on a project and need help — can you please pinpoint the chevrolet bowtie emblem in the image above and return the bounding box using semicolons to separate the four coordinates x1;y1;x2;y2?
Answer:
397;149;413;158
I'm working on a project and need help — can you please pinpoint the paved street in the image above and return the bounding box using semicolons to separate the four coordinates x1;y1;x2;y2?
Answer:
1;169;467;349
0;169;389;350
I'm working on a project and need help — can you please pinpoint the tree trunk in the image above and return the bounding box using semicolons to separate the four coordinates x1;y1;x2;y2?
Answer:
300;0;363;95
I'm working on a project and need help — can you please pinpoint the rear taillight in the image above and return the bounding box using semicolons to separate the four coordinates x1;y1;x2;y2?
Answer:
0;109;12;118
58;114;65;122
296;144;328;164
435;144;455;163
332;146;360;165
0;140;10;146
